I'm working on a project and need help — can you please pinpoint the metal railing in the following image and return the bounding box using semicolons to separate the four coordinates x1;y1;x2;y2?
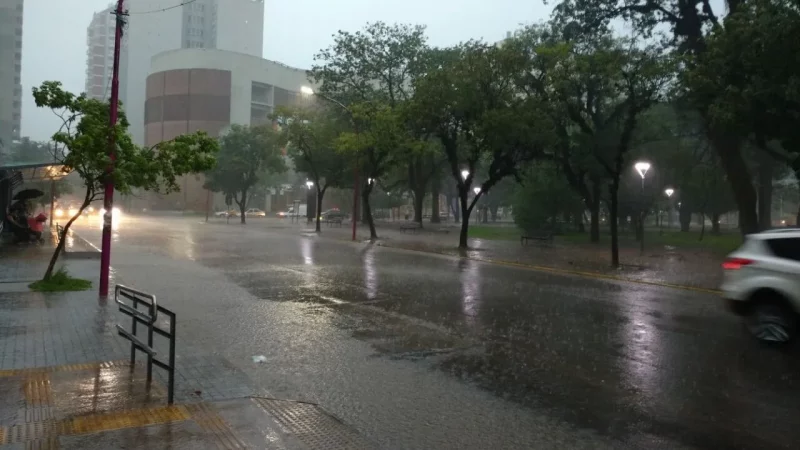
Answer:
115;284;177;404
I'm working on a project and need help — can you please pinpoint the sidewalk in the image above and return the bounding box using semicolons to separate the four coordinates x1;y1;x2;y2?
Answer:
283;219;724;291
0;231;373;449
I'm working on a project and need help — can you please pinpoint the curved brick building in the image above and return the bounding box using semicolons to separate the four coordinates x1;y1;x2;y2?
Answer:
138;48;315;212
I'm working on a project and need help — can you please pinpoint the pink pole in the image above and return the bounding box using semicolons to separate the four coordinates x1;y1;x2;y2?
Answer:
99;0;124;297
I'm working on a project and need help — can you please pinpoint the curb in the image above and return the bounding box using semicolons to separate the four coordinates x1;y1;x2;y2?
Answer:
311;232;722;296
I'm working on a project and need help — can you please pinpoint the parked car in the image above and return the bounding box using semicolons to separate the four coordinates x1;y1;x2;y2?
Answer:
245;208;266;217
215;210;239;217
721;228;800;343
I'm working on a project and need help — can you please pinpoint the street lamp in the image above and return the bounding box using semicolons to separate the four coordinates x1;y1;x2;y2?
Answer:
367;178;374;185
305;180;315;224
664;187;675;231
461;170;469;180
634;161;651;255
473;187;481;195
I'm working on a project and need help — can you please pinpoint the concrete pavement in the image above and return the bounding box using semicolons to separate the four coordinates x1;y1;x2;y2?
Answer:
0;226;374;449
66;214;800;449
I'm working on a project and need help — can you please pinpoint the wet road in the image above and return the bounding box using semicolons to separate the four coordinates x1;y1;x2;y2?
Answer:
73;215;800;449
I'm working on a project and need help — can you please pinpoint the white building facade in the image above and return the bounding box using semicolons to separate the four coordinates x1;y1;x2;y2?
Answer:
120;0;264;145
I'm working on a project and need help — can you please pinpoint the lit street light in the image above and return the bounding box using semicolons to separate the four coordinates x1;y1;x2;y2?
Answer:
634;161;651;255
461;170;470;180
306;180;314;189
664;187;675;231
473;187;481;195
305;180;315;224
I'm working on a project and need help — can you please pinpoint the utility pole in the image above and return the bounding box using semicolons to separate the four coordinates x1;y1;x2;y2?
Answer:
99;0;125;297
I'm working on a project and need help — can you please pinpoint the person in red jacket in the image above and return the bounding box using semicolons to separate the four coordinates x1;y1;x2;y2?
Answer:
26;212;47;243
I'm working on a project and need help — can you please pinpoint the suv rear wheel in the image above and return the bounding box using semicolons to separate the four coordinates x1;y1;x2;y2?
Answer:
745;299;797;344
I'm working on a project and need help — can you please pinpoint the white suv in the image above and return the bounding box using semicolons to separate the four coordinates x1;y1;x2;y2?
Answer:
721;228;800;343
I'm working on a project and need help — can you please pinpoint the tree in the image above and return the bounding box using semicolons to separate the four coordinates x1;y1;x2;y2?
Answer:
507;25;608;242
411;41;552;248
535;31;674;266
204;124;286;224
550;0;798;234
33;81;218;280
683;0;800;226
513;161;583;232
309;22;430;239
275;105;352;232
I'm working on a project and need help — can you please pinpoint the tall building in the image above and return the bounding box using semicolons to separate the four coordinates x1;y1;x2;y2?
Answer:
121;0;265;145
85;5;117;101
0;0;24;150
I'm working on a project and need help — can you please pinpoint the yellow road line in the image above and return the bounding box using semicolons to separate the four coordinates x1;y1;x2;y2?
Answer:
484;258;723;295
62;405;190;435
0;406;190;444
23;373;53;407
0;360;131;378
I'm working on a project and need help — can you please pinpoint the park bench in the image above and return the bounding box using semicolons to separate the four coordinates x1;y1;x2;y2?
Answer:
399;222;422;234
325;216;344;227
520;229;553;245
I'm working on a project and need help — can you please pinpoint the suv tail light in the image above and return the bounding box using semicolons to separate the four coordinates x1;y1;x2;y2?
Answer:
722;257;755;270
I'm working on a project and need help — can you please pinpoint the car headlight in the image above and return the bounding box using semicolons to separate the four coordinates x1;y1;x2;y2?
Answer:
55;209;64;217
68;208;78;217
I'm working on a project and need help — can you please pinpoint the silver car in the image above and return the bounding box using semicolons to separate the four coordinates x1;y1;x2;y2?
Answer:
721;228;800;343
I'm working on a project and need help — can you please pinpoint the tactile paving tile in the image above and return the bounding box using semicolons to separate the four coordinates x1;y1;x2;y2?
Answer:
252;397;374;450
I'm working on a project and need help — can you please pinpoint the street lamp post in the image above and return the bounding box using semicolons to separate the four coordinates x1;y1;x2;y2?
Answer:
301;86;359;241
305;180;314;224
634;162;651;255
664;187;675;231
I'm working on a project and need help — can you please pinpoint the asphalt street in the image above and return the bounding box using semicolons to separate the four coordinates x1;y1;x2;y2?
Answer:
72;214;800;449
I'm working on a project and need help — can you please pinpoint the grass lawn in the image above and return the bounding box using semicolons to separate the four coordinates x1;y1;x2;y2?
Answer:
29;267;92;292
468;225;521;240
468;224;742;254
560;229;743;254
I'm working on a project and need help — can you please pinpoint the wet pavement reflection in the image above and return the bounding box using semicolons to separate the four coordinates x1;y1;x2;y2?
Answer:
71;215;800;449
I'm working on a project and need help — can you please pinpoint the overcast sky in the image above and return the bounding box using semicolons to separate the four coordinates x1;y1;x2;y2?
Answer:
20;0;552;141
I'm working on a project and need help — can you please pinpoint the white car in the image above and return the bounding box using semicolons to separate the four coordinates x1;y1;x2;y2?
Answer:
722;228;800;343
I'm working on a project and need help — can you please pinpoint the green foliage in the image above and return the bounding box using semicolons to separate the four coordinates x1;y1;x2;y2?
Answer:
274;105;352;190
30;267;92;291
32;80;219;280
411;41;552;210
32;81;218;199
204;124;286;216
512;162;582;231
684;0;800;170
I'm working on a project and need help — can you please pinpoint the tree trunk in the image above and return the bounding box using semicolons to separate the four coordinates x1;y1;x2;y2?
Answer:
491;205;499;222
44;188;92;280
450;194;460;223
431;179;441;223
412;187;425;226
757;155;774;230
362;182;377;239
315;187;325;233
235;189;247;224
710;131;758;234
679;201;691;232
609;179;620;268
711;212;721;234
574;211;584;232
458;189;471;248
